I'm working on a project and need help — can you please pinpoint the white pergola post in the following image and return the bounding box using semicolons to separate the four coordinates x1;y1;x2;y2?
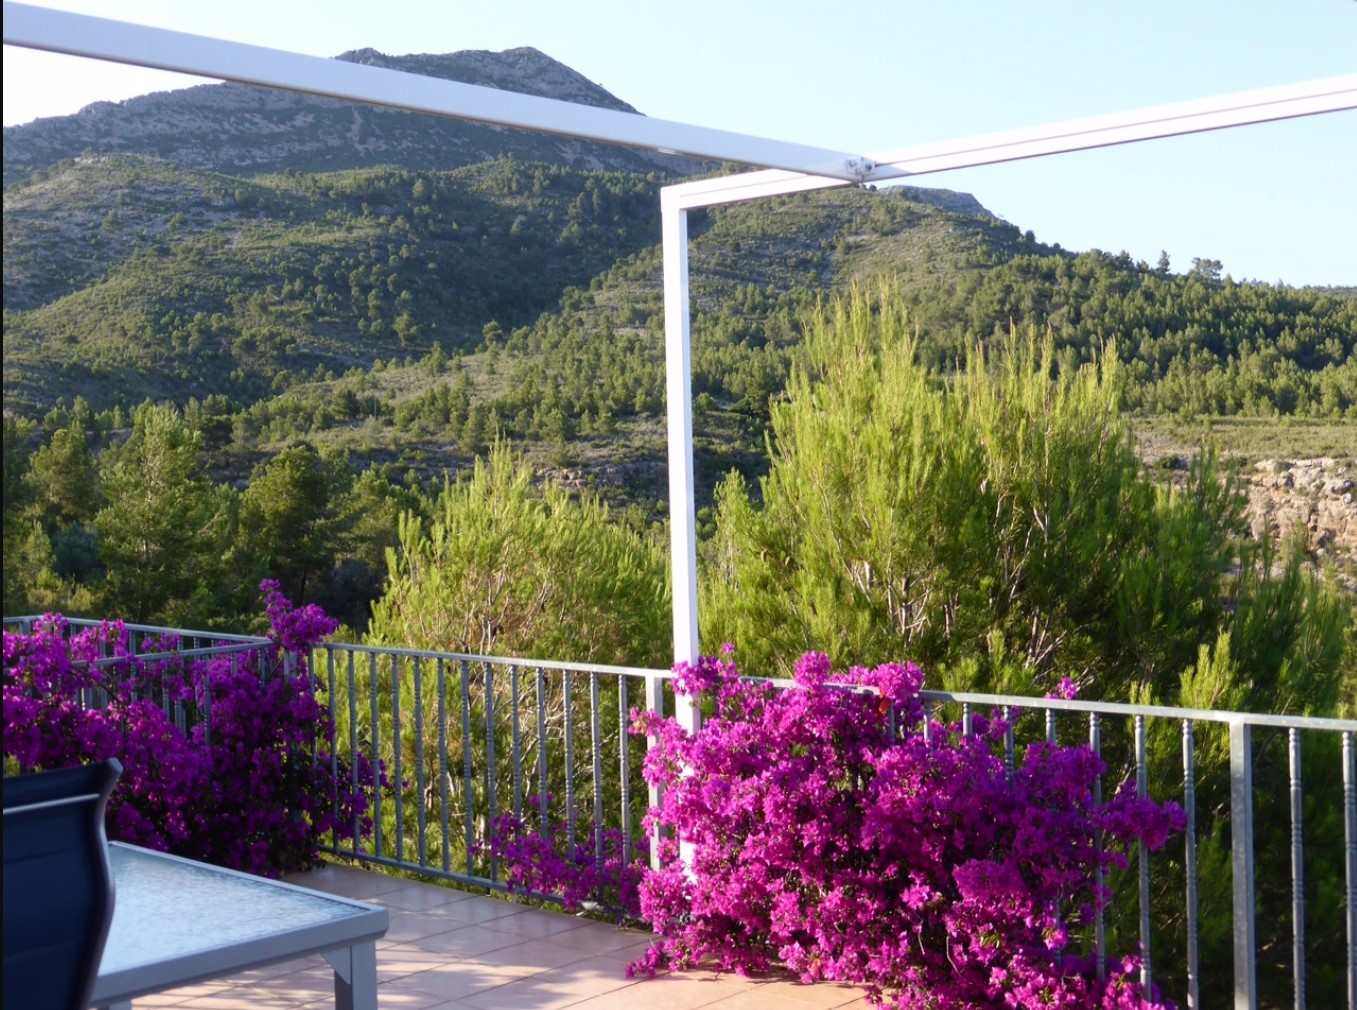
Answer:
659;190;700;741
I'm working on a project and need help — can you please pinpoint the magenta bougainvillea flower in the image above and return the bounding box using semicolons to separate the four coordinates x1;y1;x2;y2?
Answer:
2;582;381;877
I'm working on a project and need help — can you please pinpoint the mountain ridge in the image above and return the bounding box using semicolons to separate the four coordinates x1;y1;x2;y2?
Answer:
2;46;707;187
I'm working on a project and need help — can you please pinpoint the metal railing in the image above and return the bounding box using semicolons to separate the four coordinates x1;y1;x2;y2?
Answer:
310;642;667;903
311;640;1357;1010
917;690;1357;1010
4;617;277;744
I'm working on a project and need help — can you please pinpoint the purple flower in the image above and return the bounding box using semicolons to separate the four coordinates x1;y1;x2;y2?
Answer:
2;585;382;877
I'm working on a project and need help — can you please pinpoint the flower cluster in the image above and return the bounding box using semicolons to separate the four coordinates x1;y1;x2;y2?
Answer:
484;796;645;921
2;583;379;877
628;650;1184;1010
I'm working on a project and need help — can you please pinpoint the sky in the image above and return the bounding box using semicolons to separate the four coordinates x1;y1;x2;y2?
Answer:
4;0;1355;286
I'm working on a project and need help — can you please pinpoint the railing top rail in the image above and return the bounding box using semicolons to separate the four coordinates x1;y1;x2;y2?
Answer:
316;640;670;681
918;688;1357;733
320;641;1357;732
3;616;272;647
80;642;273;667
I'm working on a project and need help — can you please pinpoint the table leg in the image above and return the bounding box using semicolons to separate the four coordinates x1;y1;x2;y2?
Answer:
325;940;378;1010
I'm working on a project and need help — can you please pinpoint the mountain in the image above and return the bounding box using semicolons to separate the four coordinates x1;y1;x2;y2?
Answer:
2;47;706;188
3;46;1351;442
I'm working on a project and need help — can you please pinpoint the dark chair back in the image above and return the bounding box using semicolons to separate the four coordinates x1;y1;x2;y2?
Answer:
3;759;122;1010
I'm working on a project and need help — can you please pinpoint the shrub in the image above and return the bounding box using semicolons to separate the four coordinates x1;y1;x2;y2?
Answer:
628;649;1184;1010
2;581;380;876
484;797;645;921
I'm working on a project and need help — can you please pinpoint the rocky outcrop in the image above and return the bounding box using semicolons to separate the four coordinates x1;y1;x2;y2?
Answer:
1245;457;1357;587
896;186;993;219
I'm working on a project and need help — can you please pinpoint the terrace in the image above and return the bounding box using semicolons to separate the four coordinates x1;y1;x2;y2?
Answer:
3;5;1357;1010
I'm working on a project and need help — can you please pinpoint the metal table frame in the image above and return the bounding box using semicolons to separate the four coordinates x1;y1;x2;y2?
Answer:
91;843;388;1010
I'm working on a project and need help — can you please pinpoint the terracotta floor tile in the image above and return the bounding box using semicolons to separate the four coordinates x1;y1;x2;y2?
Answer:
580;972;753;1008
540;922;654;956
383;962;533;1003
401;924;527;958
373;882;478;912
457;976;598;1010
159;995;298;1010
523;965;631;997
700;985;873;1009
283;863;407;899
477;905;595;940
472;935;601;974
376;944;467;982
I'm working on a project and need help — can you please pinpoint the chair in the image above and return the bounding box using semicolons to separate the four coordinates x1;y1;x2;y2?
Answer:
3;759;122;1010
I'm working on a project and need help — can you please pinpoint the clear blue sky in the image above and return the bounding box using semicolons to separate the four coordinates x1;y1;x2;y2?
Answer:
4;0;1354;286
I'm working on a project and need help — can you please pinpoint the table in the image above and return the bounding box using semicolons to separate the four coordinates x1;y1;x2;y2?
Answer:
91;843;389;1010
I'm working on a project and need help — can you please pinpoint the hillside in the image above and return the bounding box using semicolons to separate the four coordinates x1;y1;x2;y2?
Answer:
2;156;669;412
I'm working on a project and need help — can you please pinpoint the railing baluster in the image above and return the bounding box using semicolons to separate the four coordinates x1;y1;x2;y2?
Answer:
414;655;427;869
1091;711;1105;982
391;652;403;863
437;657;450;873
591;672;605;903
1004;705;1016;785
1136;714;1151;992
347;649;358;855
536;667;549;836
564;670;576;854
202;653;213;748
621;674;633;865
1289;728;1305;1010
460;659;473;876
510;665;523;822
1184;719;1199;1010
1344;731;1356;1010
646;672;664;869
1046;708;1057;746
369;651;382;860
484;660;498;883
327;648;339;845
1232;719;1258;1010
963;702;973;737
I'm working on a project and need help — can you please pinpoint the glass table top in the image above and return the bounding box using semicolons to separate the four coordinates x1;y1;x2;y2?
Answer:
100;843;369;974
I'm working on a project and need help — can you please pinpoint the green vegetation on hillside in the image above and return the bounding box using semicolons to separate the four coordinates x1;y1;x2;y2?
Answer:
4;153;1352;655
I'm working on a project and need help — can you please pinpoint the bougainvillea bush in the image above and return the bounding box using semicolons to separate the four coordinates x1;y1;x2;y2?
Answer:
2;581;379;876
485;797;646;921
628;649;1185;1010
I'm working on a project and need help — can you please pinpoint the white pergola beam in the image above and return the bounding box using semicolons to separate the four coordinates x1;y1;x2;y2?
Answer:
1;1;866;181
667;169;854;210
863;74;1357;178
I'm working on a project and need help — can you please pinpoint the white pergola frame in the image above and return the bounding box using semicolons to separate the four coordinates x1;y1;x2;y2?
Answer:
5;0;1356;674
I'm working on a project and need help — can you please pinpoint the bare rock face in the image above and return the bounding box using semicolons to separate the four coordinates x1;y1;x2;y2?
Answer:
1245;457;1357;587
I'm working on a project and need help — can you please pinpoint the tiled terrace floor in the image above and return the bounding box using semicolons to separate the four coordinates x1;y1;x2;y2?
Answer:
131;861;872;1009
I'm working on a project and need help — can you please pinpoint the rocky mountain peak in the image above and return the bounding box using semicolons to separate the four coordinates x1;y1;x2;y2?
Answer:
2;46;695;187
